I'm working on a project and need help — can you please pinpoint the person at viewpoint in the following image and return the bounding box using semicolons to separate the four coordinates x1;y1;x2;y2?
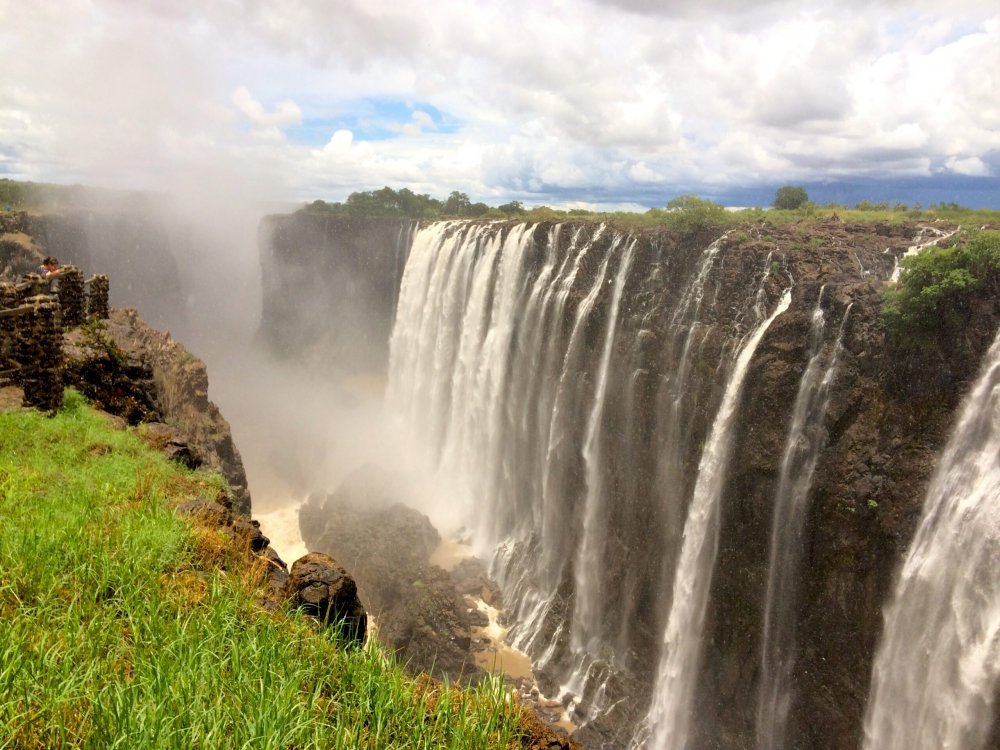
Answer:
36;256;62;277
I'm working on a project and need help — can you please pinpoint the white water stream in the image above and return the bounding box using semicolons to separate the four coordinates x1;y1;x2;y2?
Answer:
862;329;1000;750
889;226;958;282
756;292;850;750
572;238;636;653
643;286;792;749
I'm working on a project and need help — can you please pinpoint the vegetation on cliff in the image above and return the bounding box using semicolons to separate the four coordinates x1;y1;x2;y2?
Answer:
883;230;1000;343
0;390;523;749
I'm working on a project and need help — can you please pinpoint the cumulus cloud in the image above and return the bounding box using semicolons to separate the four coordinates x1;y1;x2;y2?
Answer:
2;0;998;206
232;87;302;130
946;156;991;177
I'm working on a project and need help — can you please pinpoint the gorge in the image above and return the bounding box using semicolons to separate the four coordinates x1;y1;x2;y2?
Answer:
259;213;1000;749
7;206;997;749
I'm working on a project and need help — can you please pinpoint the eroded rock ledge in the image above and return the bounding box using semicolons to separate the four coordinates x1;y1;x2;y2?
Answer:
64;308;251;515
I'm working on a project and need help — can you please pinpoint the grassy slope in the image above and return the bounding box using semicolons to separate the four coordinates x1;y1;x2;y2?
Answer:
0;390;521;749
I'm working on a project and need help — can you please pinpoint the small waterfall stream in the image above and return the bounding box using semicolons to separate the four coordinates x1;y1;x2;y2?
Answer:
643;283;792;750
862;329;1000;750
572;238;637;653
756;291;851;750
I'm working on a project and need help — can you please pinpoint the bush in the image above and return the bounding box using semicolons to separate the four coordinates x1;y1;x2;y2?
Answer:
883;230;1000;342
664;194;729;234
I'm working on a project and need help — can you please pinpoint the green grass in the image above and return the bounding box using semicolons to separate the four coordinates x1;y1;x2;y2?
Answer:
0;390;522;749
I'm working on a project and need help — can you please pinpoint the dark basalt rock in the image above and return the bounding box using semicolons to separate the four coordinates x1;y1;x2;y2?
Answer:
62;327;161;425
284;552;367;645
300;466;481;681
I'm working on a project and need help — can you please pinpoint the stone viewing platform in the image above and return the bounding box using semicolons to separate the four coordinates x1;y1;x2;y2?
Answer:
0;268;110;410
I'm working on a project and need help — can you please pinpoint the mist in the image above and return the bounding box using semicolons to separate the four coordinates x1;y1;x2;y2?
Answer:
19;175;440;566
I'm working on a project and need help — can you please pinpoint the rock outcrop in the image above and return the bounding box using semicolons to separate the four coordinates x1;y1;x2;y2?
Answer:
62;309;251;515
284;552;367;645
299;466;482;681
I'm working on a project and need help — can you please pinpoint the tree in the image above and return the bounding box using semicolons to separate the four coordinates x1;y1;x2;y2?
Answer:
773;186;809;210
663;194;727;234
443;191;472;215
498;200;526;215
666;194;724;213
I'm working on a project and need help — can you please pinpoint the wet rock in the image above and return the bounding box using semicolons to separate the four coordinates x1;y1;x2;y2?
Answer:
467;606;490;628
300;465;481;680
451;556;502;605
284;552;367;645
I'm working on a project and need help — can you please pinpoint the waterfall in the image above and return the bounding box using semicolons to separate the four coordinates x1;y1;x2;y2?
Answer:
643;285;792;750
756;291;850;750
571;238;637;653
387;221;798;735
862;329;1000;750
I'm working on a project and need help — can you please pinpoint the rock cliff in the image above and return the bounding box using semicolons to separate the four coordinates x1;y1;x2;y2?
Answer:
65;308;252;515
264;213;1000;749
257;213;413;371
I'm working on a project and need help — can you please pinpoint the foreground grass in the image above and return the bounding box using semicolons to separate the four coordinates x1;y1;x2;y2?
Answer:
0;390;521;749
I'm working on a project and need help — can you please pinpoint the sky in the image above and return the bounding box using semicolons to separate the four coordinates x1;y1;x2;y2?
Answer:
1;0;999;210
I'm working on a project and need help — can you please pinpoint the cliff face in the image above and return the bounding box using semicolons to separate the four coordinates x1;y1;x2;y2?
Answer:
257;213;413;371
266;214;1000;749
103;308;252;515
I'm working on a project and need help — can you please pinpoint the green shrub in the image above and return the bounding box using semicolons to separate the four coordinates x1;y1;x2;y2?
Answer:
883;230;1000;342
663;194;731;235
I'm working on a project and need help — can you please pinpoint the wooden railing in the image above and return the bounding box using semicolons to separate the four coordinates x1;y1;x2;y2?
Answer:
0;267;109;410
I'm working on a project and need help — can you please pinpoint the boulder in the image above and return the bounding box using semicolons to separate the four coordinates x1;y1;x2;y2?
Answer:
300;466;481;679
285;552;367;645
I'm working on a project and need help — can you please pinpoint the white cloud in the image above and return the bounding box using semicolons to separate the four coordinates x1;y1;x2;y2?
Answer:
231;87;302;130
1;0;998;206
946;156;991;177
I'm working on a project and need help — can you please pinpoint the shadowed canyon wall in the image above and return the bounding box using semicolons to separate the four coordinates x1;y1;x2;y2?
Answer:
258;213;413;372
263;215;999;750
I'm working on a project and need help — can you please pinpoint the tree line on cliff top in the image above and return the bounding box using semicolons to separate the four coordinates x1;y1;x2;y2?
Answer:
298;184;994;226
300;187;528;219
1;178;994;228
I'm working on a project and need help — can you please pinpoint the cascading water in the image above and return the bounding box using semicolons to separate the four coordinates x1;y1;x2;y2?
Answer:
862;329;1000;750
277;212;996;748
387;222;802;736
889;226;958;282
642;279;792;750
571;238;637;653
756;290;851;750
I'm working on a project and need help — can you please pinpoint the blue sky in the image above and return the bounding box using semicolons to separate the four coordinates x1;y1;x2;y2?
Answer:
1;1;998;210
